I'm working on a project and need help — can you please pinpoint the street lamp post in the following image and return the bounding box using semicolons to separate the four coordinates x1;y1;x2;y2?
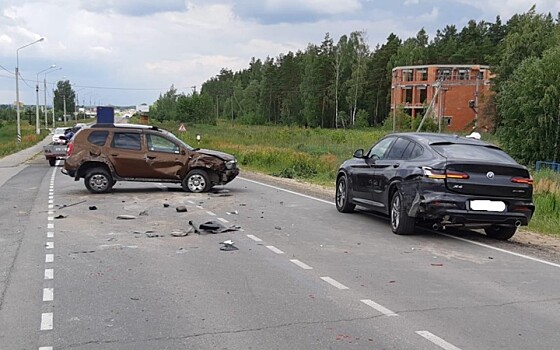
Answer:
36;65;56;135
44;67;62;130
15;37;44;142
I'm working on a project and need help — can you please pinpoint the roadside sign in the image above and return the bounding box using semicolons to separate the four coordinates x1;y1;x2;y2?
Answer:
178;123;186;132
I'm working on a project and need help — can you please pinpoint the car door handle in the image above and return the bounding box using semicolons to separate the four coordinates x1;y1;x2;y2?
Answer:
146;155;156;160
111;153;119;157
393;163;400;168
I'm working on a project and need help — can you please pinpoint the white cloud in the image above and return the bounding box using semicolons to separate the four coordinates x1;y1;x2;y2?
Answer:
416;7;439;22
404;0;420;5
454;0;560;19
263;0;362;15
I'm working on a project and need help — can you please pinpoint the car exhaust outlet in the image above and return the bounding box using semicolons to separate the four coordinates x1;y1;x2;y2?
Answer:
432;223;440;231
515;220;522;227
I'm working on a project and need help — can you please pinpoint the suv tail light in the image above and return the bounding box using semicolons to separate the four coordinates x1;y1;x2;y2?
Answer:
511;177;533;185
423;167;469;180
67;142;74;156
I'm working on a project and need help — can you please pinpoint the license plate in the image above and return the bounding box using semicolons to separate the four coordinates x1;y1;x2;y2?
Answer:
470;200;506;212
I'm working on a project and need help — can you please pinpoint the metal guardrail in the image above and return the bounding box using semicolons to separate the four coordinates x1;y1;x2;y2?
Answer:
536;161;560;172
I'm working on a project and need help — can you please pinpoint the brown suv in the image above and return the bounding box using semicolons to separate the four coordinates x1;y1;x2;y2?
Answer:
62;123;239;193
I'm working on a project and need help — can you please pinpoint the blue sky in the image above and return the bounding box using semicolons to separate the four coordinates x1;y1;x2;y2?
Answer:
0;0;558;107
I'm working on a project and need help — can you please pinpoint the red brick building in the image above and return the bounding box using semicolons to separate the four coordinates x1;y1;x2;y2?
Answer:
390;64;493;131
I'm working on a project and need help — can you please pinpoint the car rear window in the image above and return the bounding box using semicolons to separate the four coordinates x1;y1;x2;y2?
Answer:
111;133;142;150
87;131;109;146
431;144;516;163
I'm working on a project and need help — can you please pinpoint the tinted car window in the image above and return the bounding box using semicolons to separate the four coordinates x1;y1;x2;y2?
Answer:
409;144;424;159
111;133;141;150
431;144;515;163
368;137;395;159
147;134;180;154
87;131;109;146
385;138;411;159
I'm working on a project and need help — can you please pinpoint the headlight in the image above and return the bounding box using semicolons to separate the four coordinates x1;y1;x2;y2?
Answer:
225;159;236;170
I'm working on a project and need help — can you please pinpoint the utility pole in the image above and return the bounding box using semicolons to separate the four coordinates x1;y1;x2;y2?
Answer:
35;82;40;134
44;78;48;129
63;93;67;123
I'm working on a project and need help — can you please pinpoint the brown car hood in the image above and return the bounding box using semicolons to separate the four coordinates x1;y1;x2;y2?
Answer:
196;149;235;161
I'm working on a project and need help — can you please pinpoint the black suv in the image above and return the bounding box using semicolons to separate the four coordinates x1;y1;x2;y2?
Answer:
335;133;534;240
63;123;239;193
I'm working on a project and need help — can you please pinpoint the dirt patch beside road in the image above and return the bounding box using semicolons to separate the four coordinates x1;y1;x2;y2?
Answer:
239;170;560;263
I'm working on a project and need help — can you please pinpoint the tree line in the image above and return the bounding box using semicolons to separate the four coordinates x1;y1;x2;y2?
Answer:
151;6;560;165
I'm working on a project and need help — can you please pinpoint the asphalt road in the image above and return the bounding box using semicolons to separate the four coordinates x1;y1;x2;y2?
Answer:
1;158;560;350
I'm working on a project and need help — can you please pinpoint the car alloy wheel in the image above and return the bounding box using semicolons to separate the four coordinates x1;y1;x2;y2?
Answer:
183;169;210;193
390;190;415;235
335;175;355;213
84;168;112;194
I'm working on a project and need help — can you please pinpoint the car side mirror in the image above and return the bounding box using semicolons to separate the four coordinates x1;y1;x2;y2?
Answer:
353;149;364;158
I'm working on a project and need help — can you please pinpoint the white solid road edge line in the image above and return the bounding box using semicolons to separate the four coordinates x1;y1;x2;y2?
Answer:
246;234;263;242
361;299;398;317
320;277;349;290
39;347;53;350
40;313;53;330
416;331;462;350
266;245;285;254
238;177;334;205
290;259;313;270
437;232;560;269
239;177;560;269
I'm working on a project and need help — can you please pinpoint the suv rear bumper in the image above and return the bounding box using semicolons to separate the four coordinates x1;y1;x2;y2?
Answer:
410;191;534;227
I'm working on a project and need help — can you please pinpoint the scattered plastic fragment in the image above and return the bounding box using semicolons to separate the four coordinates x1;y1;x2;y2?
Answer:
220;240;238;251
171;230;188;237
146;232;162;238
226;210;238;215
117;215;136;220
163;203;170;208
430;263;444;267
55;214;67;219
275;226;282;230
89;206;97;210
57;200;86;209
139;210;149;216
176;206;188;213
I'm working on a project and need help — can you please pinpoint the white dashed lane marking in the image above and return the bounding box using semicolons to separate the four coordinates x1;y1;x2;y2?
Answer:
266;246;285;254
40;313;53;330
320;277;349;290
416;331;462;350
43;288;54;302
47;223;53;229
246;234;263;242
290;259;313;270
45;254;54;263
45;242;53;249
47;232;53;238
44;269;53;280
39;347;53;350
361;299;398;317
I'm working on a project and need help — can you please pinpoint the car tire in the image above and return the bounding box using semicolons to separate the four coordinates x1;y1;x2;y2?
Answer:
390;190;415;235
182;169;210;193
335;175;355;213
84;168;113;194
484;225;517;240
48;158;56;167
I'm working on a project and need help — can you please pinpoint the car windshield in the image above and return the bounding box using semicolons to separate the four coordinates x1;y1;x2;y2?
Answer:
431;143;517;163
54;128;66;134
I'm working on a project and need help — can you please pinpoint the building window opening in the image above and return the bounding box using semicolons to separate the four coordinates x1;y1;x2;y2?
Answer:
403;69;413;82
419;69;428;81
419;88;427;103
443;116;452;126
405;88;413;104
458;69;469;80
437;69;451;80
